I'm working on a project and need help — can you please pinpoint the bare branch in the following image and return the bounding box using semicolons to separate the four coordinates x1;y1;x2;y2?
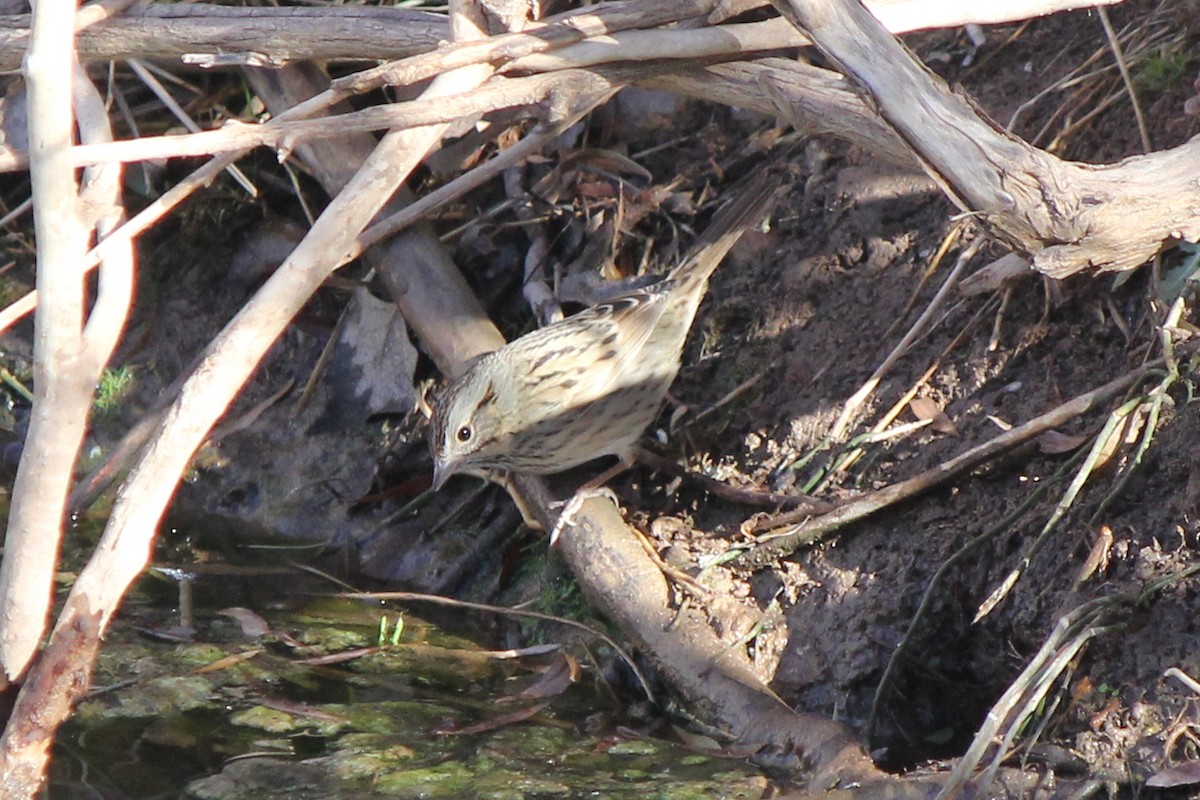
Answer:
0;0;89;690
0;4;446;71
0;0;1123;71
54;0;499;664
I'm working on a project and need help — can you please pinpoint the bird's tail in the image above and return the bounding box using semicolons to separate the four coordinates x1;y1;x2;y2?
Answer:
668;166;785;292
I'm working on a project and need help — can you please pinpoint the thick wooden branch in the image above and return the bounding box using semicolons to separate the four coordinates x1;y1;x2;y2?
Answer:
0;0;1124;73
0;4;446;70
511;477;883;787
642;57;913;165
771;0;1200;276
242;61;505;381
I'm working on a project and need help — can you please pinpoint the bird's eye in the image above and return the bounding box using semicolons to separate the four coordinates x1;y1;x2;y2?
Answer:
456;425;473;443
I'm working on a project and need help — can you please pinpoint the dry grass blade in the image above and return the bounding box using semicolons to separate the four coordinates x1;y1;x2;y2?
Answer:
972;392;1150;623
1031;14;1179;154
880;220;963;341
1096;6;1151;153
827;236;982;442
976;298;1189;621
943;562;1200;799
938;596;1123;800
813;288;998;488
738;352;1186;567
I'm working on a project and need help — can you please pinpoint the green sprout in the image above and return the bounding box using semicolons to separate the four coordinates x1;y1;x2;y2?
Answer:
95;365;135;413
377;615;404;646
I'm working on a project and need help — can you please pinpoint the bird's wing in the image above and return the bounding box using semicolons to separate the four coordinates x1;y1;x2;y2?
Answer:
497;284;668;400
568;285;672;382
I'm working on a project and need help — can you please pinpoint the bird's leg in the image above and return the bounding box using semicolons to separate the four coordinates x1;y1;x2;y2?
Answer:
578;457;636;492
503;473;546;532
548;456;635;545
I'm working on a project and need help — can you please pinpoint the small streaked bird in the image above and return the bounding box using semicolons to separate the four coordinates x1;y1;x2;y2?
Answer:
429;169;782;492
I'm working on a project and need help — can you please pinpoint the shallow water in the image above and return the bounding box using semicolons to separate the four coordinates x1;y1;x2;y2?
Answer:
48;574;772;799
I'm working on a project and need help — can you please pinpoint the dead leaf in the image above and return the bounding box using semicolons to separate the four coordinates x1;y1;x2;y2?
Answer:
909;397;957;435
1037;430;1088;454
558;148;653;182
986;414;1013;431
575;180;619;201
1148;761;1200;788
219;607;273;639
1072;526;1114;589
516;652;580;700
331;287;419;419
1092;401;1149;471
623;184;676;230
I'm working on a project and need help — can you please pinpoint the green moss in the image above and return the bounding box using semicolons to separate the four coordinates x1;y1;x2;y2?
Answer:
1134;45;1195;96
373;761;475;797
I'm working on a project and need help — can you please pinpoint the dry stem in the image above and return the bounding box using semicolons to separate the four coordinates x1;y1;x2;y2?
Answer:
739;356;1178;566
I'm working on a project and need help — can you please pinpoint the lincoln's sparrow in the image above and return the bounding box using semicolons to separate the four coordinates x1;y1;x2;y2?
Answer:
429;171;782;490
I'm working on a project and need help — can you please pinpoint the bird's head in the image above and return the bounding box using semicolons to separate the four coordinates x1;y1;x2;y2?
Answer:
428;358;507;490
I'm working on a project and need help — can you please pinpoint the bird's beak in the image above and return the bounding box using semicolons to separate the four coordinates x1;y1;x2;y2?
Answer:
431;457;453;492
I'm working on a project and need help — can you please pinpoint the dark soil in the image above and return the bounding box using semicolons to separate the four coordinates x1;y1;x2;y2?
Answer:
632;2;1200;778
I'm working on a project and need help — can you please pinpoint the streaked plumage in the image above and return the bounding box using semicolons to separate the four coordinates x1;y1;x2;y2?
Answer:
430;173;782;489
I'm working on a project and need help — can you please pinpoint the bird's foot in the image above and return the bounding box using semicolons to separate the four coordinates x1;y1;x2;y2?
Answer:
549;486;621;546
